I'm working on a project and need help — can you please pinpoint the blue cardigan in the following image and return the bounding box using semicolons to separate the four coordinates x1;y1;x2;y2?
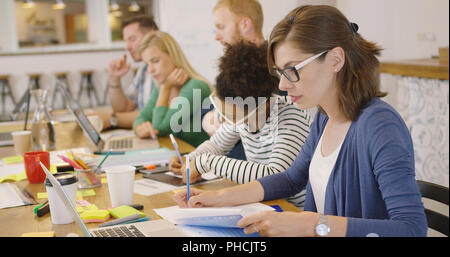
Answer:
258;98;427;237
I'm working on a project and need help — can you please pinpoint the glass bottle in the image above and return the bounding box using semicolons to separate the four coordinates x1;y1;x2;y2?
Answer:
31;89;56;151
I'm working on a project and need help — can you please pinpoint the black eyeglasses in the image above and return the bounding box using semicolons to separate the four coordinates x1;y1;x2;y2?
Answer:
273;51;328;83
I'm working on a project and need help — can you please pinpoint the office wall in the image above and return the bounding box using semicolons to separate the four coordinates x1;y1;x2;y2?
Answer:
336;0;449;61
155;0;334;85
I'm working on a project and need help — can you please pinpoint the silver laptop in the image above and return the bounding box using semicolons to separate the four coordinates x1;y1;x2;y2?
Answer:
58;82;159;152
0;132;13;146
40;162;187;237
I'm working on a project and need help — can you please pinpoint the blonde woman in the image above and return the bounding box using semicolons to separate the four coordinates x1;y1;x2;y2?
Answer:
133;31;211;147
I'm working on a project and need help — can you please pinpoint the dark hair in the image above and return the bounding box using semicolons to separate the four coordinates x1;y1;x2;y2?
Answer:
268;5;386;121
216;41;279;100
122;15;159;32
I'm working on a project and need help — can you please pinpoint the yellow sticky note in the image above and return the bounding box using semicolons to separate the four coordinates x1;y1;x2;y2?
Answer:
38;190;95;199
101;177;107;184
2;156;24;164
37;192;48;199
15;172;27;181
0;174;19;183
50;164;57;174
22;231;55;237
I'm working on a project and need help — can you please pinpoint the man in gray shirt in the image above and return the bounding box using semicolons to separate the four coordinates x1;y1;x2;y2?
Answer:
96;16;158;130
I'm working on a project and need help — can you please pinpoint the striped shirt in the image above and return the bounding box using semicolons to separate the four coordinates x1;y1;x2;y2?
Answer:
190;95;312;207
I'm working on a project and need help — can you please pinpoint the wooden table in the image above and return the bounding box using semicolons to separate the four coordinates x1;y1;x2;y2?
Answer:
0;121;300;237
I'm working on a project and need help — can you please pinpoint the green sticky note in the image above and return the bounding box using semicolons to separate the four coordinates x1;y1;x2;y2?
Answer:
108;205;146;219
2;156;24;164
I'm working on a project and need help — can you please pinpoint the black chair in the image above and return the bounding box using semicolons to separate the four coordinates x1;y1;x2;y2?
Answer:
417;180;449;236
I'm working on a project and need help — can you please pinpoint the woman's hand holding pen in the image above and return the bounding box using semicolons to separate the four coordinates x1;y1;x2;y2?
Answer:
173;188;224;208
169;155;201;182
135;121;158;139
181;158;202;184
169;155;185;175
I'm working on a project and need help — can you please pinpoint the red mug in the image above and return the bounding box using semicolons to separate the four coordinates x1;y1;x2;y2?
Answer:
24;151;50;184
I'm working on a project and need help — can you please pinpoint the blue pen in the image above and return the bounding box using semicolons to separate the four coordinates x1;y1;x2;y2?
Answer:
169;134;184;166
186;155;190;201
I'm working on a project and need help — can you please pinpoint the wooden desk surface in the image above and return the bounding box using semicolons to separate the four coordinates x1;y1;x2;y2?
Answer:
0;121;300;237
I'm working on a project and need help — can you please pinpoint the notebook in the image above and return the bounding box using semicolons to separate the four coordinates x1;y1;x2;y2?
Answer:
39;162;187;237
58;83;159;152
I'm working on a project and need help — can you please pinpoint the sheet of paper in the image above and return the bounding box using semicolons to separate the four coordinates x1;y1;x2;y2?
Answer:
0;183;26;209
134;179;180;197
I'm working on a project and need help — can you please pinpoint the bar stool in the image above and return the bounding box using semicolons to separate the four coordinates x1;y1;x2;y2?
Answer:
52;72;70;109
78;70;100;107
0;75;16;121
11;73;42;120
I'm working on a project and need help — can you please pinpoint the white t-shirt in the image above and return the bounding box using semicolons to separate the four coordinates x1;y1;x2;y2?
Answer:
309;127;345;214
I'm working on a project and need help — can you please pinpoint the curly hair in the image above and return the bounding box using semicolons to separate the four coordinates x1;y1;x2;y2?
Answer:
216;41;279;100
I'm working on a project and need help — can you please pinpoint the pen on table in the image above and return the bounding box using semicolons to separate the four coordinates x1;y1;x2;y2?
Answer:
98;214;143;228
93;151;125;155
186;155;190;202
94;151;111;174
169;134;184;166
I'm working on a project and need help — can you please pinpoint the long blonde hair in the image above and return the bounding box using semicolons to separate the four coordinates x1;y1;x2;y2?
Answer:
139;31;212;89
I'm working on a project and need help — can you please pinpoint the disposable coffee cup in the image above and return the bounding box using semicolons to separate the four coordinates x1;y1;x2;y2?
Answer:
104;165;135;207
45;172;78;224
11;131;31;156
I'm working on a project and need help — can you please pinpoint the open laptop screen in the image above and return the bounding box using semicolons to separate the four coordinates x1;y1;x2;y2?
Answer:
59;84;102;148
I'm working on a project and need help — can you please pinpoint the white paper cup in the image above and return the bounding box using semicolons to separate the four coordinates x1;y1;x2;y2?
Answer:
45;173;78;225
105;165;136;207
11;131;31;156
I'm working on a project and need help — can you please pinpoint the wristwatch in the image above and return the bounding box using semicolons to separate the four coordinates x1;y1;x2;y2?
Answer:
109;113;119;128
315;213;330;237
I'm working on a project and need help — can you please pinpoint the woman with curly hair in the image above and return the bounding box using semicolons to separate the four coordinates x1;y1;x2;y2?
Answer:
170;41;312;208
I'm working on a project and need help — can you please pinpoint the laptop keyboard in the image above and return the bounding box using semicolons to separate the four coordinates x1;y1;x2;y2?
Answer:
109;137;133;150
92;225;145;237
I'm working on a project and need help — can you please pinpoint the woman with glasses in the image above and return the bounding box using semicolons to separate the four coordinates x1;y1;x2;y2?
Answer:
133;31;212;147
174;5;427;237
170;41;312;208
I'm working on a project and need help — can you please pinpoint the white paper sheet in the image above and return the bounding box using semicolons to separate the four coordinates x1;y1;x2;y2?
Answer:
134;179;180;196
